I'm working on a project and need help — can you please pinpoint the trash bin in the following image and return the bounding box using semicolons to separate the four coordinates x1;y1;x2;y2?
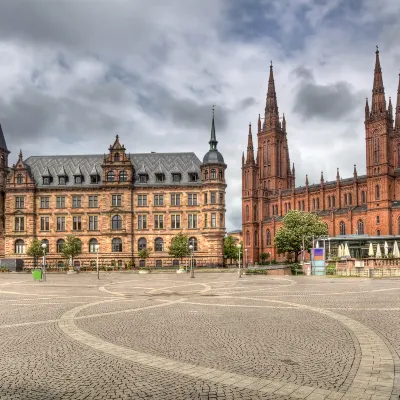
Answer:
32;269;42;281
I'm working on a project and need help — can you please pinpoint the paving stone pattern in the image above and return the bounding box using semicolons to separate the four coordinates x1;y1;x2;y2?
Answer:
0;272;399;399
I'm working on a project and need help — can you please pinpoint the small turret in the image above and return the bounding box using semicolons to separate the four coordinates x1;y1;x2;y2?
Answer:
365;98;370;120
282;113;286;132
258;114;261;133
336;167;340;181
353;164;358;180
246;123;255;165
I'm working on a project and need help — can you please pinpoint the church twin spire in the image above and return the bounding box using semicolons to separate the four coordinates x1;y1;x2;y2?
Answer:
371;47;387;115
263;62;280;130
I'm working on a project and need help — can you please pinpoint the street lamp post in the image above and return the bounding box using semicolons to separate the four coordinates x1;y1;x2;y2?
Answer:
328;238;331;259
237;244;242;278
245;249;248;270
189;244;194;278
41;242;47;282
95;244;100;280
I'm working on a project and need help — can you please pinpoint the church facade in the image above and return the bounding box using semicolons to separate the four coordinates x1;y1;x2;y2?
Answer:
242;49;400;263
0;115;227;269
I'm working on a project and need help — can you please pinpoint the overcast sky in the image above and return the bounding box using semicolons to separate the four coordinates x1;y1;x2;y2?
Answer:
0;0;400;231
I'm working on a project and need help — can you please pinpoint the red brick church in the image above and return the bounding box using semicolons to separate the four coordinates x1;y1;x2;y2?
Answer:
242;49;400;263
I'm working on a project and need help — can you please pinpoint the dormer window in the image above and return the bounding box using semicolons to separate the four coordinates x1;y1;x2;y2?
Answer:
91;175;99;184
188;173;198;182
107;171;115;182
43;177;51;185
139;174;147;183
17;174;23;184
172;173;181;182
75;176;82;184
114;153;120;162
59;176;66;185
155;173;165;182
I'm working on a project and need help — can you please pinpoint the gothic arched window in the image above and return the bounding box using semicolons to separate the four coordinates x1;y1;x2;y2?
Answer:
361;191;366;204
155;237;164;252
328;196;331;208
89;238;99;253
114;153;120;162
339;221;346;235
344;194;348;206
57;239;65;253
253;205;257;221
312;198;316;210
375;185;380;200
376;216;380;224
266;230;271;245
332;196;336;207
246;205;249;221
374;134;380;164
189;237;198;251
15;239;25;254
17;174;23;184
357;220;364;235
138;237;147;251
377;230;381;236
111;215;122;230
348;193;352;205
254;230;258;246
316;198;320;209
246;231;250;246
112;238;122;252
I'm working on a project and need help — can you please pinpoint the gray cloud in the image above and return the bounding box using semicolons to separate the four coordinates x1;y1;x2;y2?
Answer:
292;66;361;121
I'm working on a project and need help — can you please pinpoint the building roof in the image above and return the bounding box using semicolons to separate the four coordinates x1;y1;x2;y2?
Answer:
227;229;242;234
23;152;202;188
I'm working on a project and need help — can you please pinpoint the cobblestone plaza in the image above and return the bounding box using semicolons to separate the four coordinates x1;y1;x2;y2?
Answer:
0;272;399;400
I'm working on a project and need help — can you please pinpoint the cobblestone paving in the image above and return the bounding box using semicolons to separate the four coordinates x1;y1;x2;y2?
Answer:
0;272;399;399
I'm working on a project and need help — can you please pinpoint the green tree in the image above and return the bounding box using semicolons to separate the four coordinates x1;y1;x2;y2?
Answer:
260;252;270;265
138;247;152;268
26;239;44;268
274;210;328;262
224;236;241;264
169;232;190;262
61;235;82;270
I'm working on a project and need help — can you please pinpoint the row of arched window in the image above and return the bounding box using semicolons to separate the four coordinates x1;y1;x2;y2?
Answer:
14;237;199;254
204;169;224;181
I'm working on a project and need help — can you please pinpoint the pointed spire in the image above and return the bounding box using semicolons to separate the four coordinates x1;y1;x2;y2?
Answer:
396;74;400;131
305;174;309;187
336;167;340;180
292;163;295;177
371;46;386;115
282;113;286;132
389;97;393;121
242;151;245;166
258;114;261;133
209;105;218;150
365;98;370;120
263;61;279;130
246;123;255;164
320;171;324;182
0;124;8;151
353;164;357;180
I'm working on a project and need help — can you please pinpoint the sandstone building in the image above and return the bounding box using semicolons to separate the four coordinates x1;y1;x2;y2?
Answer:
0;115;227;268
242;49;400;263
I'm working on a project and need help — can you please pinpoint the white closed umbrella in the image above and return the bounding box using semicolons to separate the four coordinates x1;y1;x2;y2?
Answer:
368;242;374;257
337;244;341;257
344;242;351;258
315;241;319;249
393;241;400;258
338;244;343;257
376;243;382;258
384;241;389;257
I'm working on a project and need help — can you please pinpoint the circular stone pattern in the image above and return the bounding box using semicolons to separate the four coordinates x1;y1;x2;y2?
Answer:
76;300;357;391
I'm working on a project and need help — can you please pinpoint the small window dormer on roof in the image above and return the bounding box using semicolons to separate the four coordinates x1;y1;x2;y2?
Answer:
188;161;198;182
155;161;165;182
42;167;52;185
137;164;148;183
170;163;181;183
57;166;68;185
90;165;100;184
73;166;84;184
